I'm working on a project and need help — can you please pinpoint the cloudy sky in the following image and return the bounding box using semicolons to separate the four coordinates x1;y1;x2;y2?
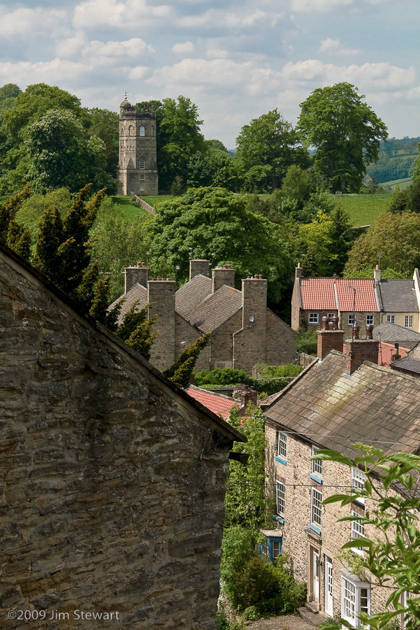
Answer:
0;0;418;148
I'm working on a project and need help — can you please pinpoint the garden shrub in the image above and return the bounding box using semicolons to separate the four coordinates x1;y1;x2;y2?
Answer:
296;329;317;355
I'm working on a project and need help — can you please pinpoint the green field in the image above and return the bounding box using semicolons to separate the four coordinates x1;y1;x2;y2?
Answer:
329;193;391;227
382;177;413;192
112;195;172;221
140;195;172;207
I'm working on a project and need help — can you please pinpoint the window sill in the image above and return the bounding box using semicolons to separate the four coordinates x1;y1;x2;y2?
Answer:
308;523;321;535
309;473;322;484
275;456;286;465
273;515;284;524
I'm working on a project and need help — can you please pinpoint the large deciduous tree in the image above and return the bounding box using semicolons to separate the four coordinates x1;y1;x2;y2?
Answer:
235;109;309;193
147;186;294;303
26;109;115;194
297;83;388;193
135;96;205;192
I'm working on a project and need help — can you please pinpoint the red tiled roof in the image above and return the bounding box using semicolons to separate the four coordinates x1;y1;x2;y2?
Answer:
186;386;238;419
378;341;410;368
300;278;379;312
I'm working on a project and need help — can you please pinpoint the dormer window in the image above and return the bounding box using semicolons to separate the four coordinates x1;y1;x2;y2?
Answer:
139;125;145;136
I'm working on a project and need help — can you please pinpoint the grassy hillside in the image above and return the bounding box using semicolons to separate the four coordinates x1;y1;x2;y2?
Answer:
111;195;151;221
382;177;413;192
331;194;391;227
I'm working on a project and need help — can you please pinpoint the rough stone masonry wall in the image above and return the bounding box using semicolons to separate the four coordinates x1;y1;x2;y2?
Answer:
0;251;233;630
265;422;393;619
265;310;297;366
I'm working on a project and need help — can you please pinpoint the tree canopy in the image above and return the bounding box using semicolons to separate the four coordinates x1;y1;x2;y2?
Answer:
147;186;294;303
297;83;388;193
235;109;309;193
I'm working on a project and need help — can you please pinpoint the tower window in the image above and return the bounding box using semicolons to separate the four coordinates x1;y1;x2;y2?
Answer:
139;125;145;137
139;157;145;169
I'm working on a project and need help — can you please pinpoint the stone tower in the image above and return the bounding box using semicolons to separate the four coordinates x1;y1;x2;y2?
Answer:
118;96;158;196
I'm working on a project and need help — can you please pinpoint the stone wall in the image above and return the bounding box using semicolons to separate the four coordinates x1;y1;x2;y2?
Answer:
265;421;395;619
265;310;297;366
0;247;239;630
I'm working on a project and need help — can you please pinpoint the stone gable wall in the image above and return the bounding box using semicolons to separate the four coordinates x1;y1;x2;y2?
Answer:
0;251;233;630
265;421;393;619
265;310;297;366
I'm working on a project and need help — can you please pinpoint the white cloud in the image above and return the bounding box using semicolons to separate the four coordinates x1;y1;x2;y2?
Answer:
0;6;67;37
56;32;88;59
83;38;155;58
73;0;170;29
291;0;353;12
128;66;149;80
176;8;270;29
319;38;360;56
172;41;194;54
206;48;229;59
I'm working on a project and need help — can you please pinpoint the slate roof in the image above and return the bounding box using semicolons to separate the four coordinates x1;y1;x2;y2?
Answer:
186;385;238;419
373;322;420;349
175;274;212;319
184;284;242;333
300;278;379;312
109;282;148;323
391;356;420;377
378;279;418;312
264;350;420;459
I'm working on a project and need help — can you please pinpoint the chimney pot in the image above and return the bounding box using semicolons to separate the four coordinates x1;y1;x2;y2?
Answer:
332;315;339;330
322;316;330;331
353;324;360;340
366;324;373;339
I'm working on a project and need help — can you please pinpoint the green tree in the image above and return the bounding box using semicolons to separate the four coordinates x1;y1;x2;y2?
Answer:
26;109;115;193
135;96;205;191
297;83;388;193
163;333;211;388
186;149;241;191
315;444;420;629
0;183;32;257
345;211;420;276
236;109;309;193
85;107;119;177
147;187;294;303
298;211;335;276
329;205;354;275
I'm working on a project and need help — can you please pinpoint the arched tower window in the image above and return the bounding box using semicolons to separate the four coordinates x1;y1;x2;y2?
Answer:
139;157;145;169
128;125;134;136
139;125;145;137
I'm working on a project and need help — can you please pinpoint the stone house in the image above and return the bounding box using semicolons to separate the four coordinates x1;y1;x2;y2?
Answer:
292;265;420;336
262;318;420;626
111;259;297;373
0;242;246;630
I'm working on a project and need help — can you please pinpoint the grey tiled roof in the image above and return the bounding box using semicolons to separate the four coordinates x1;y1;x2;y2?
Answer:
378;279;418;312
373;322;420;348
185;284;242;333
109;282;148;324
391;356;420;376
265;350;420;459
175;275;212;319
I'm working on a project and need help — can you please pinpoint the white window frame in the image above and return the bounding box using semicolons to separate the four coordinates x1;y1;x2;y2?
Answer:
352;467;365;505
341;575;370;627
308;313;319;324
351;510;364;555
386;315;395;324
348;314;355;326
276;481;285;517
311;446;323;477
405;315;413;328
139;125;145;137
277;431;287;460
366;315;374;326
311;488;322;529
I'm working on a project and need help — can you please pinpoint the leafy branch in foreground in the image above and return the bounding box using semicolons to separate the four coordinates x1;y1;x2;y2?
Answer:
314;444;420;630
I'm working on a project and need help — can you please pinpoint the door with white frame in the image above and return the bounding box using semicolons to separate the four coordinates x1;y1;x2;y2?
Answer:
312;548;320;602
325;556;333;616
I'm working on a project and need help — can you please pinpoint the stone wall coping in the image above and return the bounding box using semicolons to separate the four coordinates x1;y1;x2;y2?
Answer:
0;241;246;444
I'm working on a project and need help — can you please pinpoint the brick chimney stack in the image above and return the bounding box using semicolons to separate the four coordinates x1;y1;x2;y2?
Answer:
124;262;149;292
212;265;235;292
189;259;210;280
239;385;258;415
317;316;345;360
345;327;379;374
374;265;381;286
295;263;303;279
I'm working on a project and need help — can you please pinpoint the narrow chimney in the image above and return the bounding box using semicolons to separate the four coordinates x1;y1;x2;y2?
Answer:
124;262;149;292
345;334;379;374
295;263;303;279
212;265;235;292
239;385;258;414
147;279;176;371
317;324;345;360
374;265;381;285
391;342;401;363
189;259;210;281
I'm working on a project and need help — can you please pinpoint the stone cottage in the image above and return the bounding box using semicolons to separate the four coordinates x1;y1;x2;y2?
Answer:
0;242;245;630
111;259;297;373
262;318;420;626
